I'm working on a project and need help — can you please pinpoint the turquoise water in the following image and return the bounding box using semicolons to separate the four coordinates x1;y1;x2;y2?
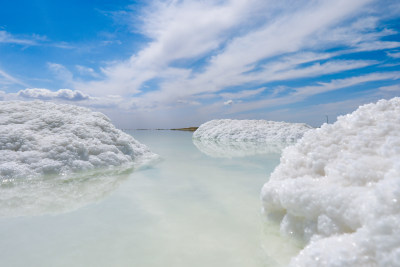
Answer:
0;130;300;267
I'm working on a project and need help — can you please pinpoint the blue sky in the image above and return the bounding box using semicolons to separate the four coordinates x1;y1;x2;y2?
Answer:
0;0;399;128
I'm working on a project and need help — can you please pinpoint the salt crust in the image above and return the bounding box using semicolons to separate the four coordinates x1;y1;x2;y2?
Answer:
0;101;158;179
193;119;312;143
262;97;400;266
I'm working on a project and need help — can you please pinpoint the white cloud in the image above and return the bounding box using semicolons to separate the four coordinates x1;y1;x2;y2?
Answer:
0;69;29;87
0;88;130;111
3;0;397;128
76;0;272;96
379;84;400;92
225;71;400;114
176;99;201;106
0;30;38;45
0;30;75;49
138;58;377;110
243;93;388;127
220;87;265;100
18;88;90;101
47;63;74;84
387;51;400;59
78;0;393;111
224;99;233;105
76;65;100;78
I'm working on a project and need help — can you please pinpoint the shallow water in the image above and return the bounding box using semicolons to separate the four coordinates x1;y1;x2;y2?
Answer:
0;130;300;267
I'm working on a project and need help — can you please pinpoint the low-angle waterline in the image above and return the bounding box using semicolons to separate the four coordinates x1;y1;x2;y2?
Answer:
0;130;301;267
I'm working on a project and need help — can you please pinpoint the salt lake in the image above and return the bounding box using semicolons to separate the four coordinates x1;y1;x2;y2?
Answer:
0;130;301;267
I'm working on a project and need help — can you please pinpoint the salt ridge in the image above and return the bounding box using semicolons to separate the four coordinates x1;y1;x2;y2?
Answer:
262;97;400;266
193;119;312;143
0;101;158;179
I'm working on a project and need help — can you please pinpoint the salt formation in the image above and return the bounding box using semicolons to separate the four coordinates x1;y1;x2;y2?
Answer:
193;119;312;143
0;101;158;179
192;119;312;157
262;97;400;266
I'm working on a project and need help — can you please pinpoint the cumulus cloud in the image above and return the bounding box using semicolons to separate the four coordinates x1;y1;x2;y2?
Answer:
0;88;129;111
18;88;89;101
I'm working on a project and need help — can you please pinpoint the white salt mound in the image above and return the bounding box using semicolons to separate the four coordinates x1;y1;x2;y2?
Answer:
0;101;158;179
261;97;400;266
193;119;312;143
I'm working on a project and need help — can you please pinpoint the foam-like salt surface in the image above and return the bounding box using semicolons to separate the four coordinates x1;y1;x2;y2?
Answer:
0;101;158;179
193;119;312;143
262;97;400;266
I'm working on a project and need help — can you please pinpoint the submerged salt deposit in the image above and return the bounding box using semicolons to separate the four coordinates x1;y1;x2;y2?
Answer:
193;119;312;143
0;101;158;179
192;138;284;158
262;97;400;266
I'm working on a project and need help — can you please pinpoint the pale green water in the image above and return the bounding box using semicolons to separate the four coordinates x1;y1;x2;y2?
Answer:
0;130;300;267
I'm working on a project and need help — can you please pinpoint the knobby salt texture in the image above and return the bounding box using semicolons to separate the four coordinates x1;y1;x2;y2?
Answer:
261;97;400;266
193;119;312;143
0;101;158;179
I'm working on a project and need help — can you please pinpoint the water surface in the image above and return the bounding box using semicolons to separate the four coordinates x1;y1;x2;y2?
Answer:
0;130;300;267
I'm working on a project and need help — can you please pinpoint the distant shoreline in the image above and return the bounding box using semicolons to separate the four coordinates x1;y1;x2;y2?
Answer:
170;127;198;132
122;127;198;132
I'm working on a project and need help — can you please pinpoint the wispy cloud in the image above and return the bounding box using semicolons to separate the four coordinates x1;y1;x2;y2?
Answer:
0;30;39;45
76;65;100;78
1;0;399;128
0;30;74;49
74;0;398;109
224;71;400;114
387;51;400;59
47;63;74;84
379;84;400;92
76;0;270;96
220;87;265;100
0;69;29;87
